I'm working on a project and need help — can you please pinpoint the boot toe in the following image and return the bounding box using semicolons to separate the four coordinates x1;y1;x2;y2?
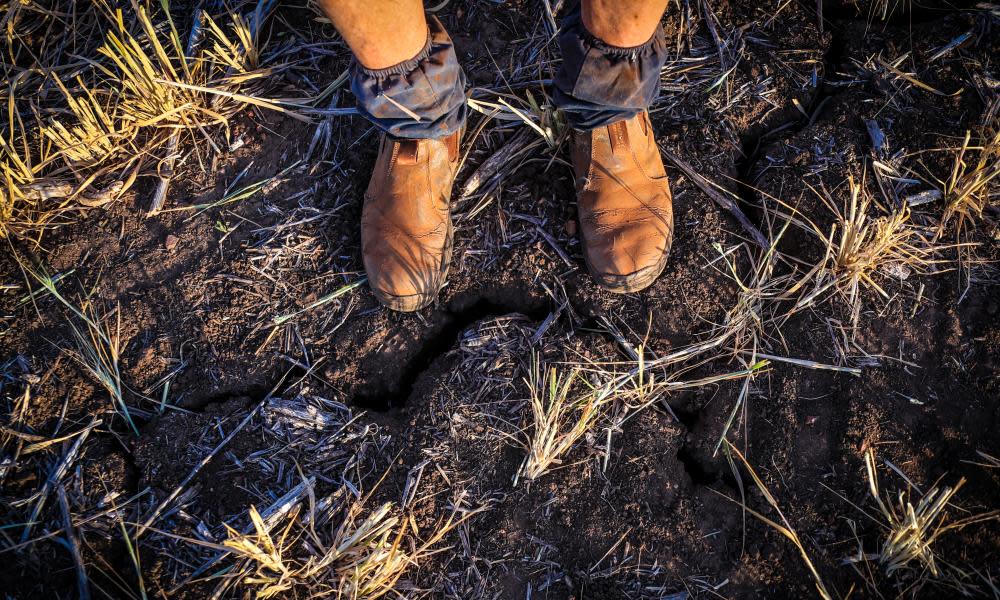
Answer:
362;220;454;312
371;288;437;312
360;130;461;313
365;252;446;312
585;230;671;293
571;112;675;294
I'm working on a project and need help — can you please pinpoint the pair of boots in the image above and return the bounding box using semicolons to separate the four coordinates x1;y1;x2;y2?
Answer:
362;111;674;311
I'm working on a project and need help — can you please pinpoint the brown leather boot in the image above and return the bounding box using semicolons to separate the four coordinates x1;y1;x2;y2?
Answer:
361;129;461;312
570;112;674;293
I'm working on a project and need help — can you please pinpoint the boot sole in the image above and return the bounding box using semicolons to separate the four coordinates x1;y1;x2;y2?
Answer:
372;219;454;312
585;248;670;294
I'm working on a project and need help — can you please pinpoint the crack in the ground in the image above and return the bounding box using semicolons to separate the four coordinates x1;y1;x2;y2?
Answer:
666;401;700;429
181;386;274;412
676;437;747;492
665;396;747;491
677;444;719;486
733;4;981;222
353;290;550;412
733;21;847;228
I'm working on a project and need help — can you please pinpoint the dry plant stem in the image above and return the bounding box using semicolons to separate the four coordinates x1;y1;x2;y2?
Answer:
713;366;752;456
19;417;100;543
459;128;539;199
863;449;1000;578
724;441;834;600
149;4;206;216
523;334;767;481
220;489;484;598
10;2;275;223
522;357;606;481
70;303;135;434
785;173;936;325
661;148;769;249
173;477;318;594
135;397;268;538
57;483;91;600
749;351;861;375
938;126;999;236
2;488;150;556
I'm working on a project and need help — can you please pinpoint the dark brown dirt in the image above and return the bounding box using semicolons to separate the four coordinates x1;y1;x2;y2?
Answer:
2;1;998;598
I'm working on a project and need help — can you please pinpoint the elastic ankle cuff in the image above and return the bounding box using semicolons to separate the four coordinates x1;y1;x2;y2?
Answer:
579;27;661;58
356;32;433;80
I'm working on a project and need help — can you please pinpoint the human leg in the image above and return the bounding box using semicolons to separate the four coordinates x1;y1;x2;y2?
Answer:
555;0;674;293
581;0;669;47
315;1;468;311
315;0;428;70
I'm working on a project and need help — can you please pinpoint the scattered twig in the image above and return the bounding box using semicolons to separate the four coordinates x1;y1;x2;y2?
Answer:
661;148;769;249
57;484;91;600
135;398;268;538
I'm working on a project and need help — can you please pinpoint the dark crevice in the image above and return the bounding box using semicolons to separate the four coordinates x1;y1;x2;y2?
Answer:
666;401;700;429
677;444;719;486
353;292;550;412
733;15;850;228
119;448;145;520
677;439;747;492
181;385;273;412
148;363;309;420
822;0;983;27
721;462;747;492
668;396;721;486
670;396;747;491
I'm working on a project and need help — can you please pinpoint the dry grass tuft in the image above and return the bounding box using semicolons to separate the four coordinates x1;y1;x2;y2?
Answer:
860;449;1000;578
223;493;479;599
520;341;765;481
67;301;134;435
936;116;1000;238
710;214;798;356
520;354;608;481
20;261;138;434
1;88;60;238
1;2;274;236
94;6;261;137
793;174;937;323
41;77;125;170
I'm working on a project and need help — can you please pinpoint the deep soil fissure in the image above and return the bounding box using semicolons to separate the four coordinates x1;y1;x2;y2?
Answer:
733;17;849;228
353;292;550;412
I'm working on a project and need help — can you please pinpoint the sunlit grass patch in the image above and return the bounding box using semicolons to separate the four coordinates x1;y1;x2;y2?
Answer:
519;355;608;481
2;1;275;235
856;449;1000;579
222;494;480;598
519;342;766;481
95;6;260;135
792;174;940;323
936;126;1000;239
